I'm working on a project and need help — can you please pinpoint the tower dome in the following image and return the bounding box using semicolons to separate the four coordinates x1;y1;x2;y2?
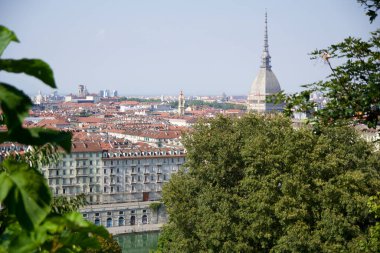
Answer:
247;12;282;112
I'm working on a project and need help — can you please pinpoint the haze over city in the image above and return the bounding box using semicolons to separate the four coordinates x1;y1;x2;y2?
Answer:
0;0;378;96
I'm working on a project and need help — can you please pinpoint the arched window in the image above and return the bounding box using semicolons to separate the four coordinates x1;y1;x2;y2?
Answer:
106;218;112;227
142;215;148;224
94;218;100;226
130;216;135;225
118;217;124;226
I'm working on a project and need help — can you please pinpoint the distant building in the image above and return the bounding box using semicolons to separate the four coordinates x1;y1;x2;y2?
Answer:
178;91;185;116
247;12;283;112
78;85;88;97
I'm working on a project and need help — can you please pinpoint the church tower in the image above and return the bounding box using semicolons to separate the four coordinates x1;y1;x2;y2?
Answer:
178;90;185;116
247;12;282;112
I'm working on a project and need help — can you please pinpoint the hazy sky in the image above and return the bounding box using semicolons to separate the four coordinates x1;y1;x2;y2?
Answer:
0;0;378;96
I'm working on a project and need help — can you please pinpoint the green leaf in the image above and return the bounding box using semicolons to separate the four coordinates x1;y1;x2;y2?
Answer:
0;82;32;125
0;26;19;57
0;82;72;152
1;160;51;231
0;59;56;88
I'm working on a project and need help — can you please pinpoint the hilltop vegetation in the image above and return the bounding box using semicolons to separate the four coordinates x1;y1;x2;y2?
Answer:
158;114;380;252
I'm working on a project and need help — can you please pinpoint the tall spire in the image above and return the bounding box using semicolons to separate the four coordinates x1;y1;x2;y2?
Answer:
261;11;271;69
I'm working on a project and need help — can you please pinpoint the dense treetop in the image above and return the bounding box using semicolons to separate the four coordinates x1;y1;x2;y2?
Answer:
157;114;380;252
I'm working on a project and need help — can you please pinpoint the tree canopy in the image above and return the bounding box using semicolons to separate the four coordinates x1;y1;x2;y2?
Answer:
157;114;380;252
275;1;380;128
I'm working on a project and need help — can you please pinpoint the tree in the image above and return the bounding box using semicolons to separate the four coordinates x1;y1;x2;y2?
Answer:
274;2;380;128
358;0;380;23
157;114;380;252
0;25;114;252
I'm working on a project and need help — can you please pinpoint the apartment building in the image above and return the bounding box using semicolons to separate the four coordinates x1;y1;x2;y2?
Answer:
41;141;185;228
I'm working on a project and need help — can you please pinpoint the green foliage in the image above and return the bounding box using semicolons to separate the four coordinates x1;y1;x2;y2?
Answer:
51;194;88;215
275;29;380;128
0;26;19;56
0;160;51;231
357;0;380;22
365;193;380;251
0;25;111;252
86;234;122;253
149;202;163;213
0;59;56;88
158;114;380;252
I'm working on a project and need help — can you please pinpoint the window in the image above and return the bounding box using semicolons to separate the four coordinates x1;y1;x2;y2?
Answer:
70;161;73;166
89;161;93;165
118;217;124;226
56;170;59;176
94;218;100;226
90;187;93;193
117;168;120;173
117;186;120;192
104;187;107;193
106;218;112;227
111;168;113;174
130;216;136;225
62;188;66;194
142;215;148;224
83;214;87;218
63;161;66;167
95;213;100;217
104;169;106;174
70;169;73;175
111;187;114;193
117;177;120;183
111;161;113;166
63;170;66;175
107;212;112;216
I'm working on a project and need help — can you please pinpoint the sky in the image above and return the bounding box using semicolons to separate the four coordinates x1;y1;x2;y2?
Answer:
0;0;378;97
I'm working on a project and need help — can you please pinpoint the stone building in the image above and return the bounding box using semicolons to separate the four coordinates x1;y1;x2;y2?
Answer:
178;90;185;116
247;12;283;112
41;141;186;228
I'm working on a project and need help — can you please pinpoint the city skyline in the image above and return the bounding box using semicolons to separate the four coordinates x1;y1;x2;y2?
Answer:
0;0;377;96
